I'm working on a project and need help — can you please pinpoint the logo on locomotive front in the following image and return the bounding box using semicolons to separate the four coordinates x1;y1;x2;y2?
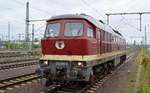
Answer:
55;41;65;49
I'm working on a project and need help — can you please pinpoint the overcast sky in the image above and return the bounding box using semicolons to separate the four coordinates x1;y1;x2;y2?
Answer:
0;0;150;44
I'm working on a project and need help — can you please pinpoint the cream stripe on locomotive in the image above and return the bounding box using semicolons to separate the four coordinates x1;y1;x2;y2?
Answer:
40;50;126;61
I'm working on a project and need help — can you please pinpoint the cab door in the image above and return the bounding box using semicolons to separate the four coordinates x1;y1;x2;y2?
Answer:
96;28;101;56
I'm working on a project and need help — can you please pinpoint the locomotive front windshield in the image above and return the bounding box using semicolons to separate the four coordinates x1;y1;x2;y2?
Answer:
45;23;60;37
64;22;83;36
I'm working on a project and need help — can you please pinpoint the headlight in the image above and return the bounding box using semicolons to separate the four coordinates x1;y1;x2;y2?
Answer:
77;62;84;66
43;61;48;65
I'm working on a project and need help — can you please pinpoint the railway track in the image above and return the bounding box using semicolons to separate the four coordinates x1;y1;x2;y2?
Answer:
0;58;39;64
0;60;39;71
0;52;22;58
0;51;40;65
0;73;41;92
44;50;139;93
0;51;40;59
45;84;89;93
0;52;28;58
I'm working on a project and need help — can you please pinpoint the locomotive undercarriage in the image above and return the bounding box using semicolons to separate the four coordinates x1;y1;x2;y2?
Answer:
89;54;126;84
36;53;126;86
36;60;91;86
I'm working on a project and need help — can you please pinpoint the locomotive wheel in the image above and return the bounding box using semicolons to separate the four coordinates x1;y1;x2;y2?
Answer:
89;74;96;85
45;80;52;87
107;63;112;74
104;64;109;75
89;75;94;85
69;81;82;88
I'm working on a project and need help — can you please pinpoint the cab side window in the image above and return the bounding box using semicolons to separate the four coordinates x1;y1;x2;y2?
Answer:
87;27;94;38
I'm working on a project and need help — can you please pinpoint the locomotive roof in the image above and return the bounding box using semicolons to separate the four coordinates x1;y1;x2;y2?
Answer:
48;14;123;38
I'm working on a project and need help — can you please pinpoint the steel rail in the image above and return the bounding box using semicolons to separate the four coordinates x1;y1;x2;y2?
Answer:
0;60;39;71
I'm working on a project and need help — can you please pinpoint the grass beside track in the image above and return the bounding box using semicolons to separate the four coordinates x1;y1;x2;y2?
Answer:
138;49;150;93
127;49;150;93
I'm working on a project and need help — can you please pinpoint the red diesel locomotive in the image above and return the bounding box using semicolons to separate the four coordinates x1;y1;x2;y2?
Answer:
36;14;126;85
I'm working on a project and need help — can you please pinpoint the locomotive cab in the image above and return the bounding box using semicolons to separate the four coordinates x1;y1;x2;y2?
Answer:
41;19;97;56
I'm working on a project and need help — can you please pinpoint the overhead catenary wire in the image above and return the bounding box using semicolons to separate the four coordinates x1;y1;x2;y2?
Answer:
120;15;140;31
80;0;105;20
13;0;49;40
13;0;53;15
34;24;46;32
